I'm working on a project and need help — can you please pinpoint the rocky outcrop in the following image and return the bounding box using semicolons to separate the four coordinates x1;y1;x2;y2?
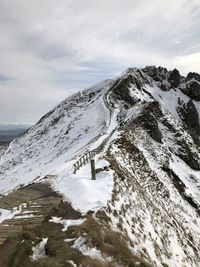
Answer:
178;99;200;145
169;68;181;87
111;74;140;107
181;80;200;101
130;101;163;143
176;141;200;170
143;66;182;89
143;66;168;82
186;72;200;82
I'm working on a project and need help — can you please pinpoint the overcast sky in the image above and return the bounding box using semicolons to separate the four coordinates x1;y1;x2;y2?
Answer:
0;0;200;123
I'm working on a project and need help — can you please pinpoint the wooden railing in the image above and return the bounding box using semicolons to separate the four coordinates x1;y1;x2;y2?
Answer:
73;151;96;174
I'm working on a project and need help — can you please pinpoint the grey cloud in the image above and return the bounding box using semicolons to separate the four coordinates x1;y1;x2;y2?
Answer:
0;0;200;123
0;74;14;83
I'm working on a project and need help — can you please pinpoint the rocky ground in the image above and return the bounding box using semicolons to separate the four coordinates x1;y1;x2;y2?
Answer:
0;181;151;267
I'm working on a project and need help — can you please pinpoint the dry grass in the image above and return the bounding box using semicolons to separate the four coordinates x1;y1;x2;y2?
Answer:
33;257;62;267
0;234;34;267
81;257;114;267
65;215;152;267
102;230;133;264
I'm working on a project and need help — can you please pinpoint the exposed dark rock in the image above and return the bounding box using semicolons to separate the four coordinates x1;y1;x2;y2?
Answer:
176;141;200;170
86;210;95;215
162;167;199;214
143;66;158;78
177;99;200;144
160;82;168;91
132;101;163;143
142;101;163;118
157;66;168;78
169;68;180;87
181;80;200;101
159;81;171;91
161;118;177;133
142;66;168;82
185;99;200;139
186;72;200;82
111;75;139;106
142;115;162;143
95;165;109;174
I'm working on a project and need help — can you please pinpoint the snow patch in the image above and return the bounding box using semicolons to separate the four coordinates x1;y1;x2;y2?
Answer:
49;217;86;231
31;238;48;261
51;158;114;213
72;237;103;260
0;208;20;223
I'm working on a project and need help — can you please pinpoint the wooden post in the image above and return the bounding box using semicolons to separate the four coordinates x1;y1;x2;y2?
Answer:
90;158;96;180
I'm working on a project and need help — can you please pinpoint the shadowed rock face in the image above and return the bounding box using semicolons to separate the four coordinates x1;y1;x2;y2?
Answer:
143;66;181;89
186;72;200;82
169;68;181;87
143;66;200;100
183;80;200;101
131;101;163;143
184;100;200;140
162;167;200;214
143;66;168;82
111;75;140;107
176;140;200;170
178;99;200;145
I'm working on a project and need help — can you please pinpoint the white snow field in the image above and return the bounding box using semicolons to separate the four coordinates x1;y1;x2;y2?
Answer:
50;158;114;213
0;79;115;195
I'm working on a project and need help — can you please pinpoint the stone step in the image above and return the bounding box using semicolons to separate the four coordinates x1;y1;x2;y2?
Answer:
2;216;44;226
0;225;22;236
23;206;41;211
0;183;62;247
14;211;42;217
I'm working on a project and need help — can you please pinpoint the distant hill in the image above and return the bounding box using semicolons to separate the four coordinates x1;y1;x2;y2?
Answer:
0;124;32;144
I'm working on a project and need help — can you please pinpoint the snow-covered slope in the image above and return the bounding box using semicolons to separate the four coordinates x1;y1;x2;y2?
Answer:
0;66;200;266
0;79;116;194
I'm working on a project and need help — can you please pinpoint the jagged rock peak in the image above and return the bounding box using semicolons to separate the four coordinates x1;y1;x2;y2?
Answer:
117;66;200;99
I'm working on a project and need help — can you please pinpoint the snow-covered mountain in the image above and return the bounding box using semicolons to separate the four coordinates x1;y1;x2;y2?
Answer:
0;66;200;266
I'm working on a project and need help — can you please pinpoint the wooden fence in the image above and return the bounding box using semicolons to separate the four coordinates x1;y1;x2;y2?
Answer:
73;150;96;174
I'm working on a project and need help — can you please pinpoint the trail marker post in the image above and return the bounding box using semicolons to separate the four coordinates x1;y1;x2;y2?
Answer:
90;156;96;180
73;150;96;180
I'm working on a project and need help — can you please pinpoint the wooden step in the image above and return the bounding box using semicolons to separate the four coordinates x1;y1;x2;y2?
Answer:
1;216;43;226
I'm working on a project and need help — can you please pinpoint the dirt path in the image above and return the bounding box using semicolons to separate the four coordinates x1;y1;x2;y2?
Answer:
0;183;62;246
0;181;86;267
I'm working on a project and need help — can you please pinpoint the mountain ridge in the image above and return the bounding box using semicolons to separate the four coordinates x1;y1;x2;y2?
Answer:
0;66;200;266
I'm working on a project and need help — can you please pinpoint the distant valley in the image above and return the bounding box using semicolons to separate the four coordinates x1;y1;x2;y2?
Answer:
0;124;32;144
